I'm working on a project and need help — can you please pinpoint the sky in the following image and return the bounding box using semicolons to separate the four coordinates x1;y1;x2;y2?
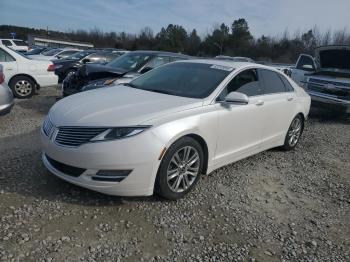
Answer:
1;0;349;38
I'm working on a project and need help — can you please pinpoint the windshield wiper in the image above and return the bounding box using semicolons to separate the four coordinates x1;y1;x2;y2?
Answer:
123;82;137;88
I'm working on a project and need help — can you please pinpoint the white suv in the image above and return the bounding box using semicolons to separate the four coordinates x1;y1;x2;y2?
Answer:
0;39;29;52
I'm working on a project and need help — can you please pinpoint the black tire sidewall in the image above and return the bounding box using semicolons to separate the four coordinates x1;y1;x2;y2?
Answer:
283;115;304;151
156;137;204;200
10;76;35;99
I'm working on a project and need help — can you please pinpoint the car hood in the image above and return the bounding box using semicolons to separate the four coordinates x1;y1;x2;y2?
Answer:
315;46;350;73
50;85;202;127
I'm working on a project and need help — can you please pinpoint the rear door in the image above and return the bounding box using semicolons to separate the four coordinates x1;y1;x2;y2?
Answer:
258;69;296;146
0;48;18;82
291;54;316;85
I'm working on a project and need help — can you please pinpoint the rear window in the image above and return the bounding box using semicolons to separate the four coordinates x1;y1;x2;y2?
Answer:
13;40;27;46
130;62;232;98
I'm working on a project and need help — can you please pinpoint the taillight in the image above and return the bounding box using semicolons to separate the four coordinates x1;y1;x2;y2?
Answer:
0;72;4;84
47;64;55;72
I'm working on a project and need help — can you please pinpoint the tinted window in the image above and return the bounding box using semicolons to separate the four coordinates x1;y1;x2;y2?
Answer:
296;55;315;71
13;40;27;46
107;52;152;71
67;50;95;60
219;69;261;99
1;40;12;46
58;50;78;57
146;56;170;68
279;75;294;92
42;49;62;56
0;48;15;62
130;62;231;98
259;69;287;94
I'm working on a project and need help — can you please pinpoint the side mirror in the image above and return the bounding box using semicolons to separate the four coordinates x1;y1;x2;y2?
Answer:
82;58;90;64
301;64;314;71
56;55;62;59
224;92;249;105
140;67;153;74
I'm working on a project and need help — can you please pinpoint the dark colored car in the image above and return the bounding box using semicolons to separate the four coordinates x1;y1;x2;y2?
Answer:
54;50;124;83
62;51;190;97
24;47;52;55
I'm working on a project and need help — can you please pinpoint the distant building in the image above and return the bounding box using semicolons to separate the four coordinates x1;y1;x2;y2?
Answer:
27;35;94;49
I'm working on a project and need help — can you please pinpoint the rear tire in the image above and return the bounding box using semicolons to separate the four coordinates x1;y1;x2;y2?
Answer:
10;76;35;99
282;114;304;151
155;137;204;200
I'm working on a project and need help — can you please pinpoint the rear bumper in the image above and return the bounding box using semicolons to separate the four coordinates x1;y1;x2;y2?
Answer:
308;91;350;113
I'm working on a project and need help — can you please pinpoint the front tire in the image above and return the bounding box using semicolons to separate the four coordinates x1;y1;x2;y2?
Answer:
10;76;35;99
282;114;304;151
155;137;204;200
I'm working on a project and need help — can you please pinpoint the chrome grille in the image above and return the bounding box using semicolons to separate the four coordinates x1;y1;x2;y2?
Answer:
43;117;55;137
55;127;108;147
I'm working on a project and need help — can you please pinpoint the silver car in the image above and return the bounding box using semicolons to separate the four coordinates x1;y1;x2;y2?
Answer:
0;64;14;115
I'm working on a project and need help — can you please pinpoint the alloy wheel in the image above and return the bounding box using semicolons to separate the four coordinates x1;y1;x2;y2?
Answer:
166;146;200;193
288;117;302;147
14;80;32;97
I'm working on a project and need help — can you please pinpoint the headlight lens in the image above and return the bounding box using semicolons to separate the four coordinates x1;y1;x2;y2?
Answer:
90;126;151;142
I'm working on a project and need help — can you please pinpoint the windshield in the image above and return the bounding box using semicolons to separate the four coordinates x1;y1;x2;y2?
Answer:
107;53;152;71
13;40;27;46
66;50;95;60
42;48;62;56
129;62;232;98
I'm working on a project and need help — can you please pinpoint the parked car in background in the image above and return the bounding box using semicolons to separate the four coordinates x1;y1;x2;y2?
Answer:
28;48;80;61
24;47;52;56
290;45;350;114
53;50;113;83
41;60;310;199
215;55;254;63
0;64;14;115
0;39;29;52
62;51;190;96
0;46;58;98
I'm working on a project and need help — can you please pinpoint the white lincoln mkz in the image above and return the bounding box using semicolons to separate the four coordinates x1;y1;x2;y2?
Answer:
41;60;311;199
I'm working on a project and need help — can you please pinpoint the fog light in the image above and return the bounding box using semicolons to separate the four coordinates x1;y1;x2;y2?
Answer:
92;170;132;182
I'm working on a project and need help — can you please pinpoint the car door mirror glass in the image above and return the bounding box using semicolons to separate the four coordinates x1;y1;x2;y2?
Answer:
224;92;249;105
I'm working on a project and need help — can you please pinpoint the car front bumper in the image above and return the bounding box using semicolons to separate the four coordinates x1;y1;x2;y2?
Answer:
308;91;350;114
41;128;165;196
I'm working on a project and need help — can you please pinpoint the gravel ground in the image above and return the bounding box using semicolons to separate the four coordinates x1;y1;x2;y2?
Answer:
0;87;349;262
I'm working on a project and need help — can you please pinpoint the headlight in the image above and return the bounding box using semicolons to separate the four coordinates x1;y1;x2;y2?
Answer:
90;126;151;142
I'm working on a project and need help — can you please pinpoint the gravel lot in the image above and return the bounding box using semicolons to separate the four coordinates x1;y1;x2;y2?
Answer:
0;87;349;262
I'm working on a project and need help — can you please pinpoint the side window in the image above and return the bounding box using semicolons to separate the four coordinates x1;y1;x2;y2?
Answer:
279;75;294;92
1;40;12;46
219;69;261;100
0;48;15;62
259;69;287;94
296;55;315;71
146;56;170;68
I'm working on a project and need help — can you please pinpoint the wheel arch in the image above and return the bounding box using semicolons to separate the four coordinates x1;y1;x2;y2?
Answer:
8;74;39;89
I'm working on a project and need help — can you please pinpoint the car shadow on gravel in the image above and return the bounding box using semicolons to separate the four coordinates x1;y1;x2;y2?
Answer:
0;128;161;207
14;93;58;115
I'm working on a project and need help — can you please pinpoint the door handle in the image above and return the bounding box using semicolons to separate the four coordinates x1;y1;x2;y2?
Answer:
255;100;264;106
6;68;14;71
287;97;294;101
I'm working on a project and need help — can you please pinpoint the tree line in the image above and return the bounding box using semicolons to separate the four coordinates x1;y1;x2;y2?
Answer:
1;19;350;63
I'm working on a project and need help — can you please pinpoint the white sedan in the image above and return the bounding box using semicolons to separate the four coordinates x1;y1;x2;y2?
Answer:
0;46;58;98
41;60;311;199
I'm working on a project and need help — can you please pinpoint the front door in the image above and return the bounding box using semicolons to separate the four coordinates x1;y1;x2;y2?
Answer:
214;68;266;166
